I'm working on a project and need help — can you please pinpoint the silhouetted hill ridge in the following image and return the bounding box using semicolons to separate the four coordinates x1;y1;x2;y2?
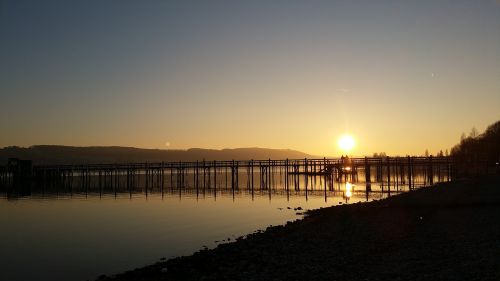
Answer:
0;145;315;165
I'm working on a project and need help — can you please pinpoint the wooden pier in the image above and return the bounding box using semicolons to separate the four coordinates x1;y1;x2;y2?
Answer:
0;156;454;193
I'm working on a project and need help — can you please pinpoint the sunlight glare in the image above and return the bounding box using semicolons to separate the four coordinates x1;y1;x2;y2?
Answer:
345;182;353;198
338;135;355;152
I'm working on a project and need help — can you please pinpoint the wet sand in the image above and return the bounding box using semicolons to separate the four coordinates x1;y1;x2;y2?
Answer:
97;175;500;281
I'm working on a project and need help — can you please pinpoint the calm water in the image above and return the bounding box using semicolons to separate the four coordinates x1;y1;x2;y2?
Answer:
0;172;430;281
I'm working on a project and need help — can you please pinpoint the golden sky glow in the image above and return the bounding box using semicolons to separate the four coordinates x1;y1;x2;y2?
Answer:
0;1;499;156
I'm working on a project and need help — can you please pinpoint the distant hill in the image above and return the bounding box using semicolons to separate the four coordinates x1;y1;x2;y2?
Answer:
0;145;315;165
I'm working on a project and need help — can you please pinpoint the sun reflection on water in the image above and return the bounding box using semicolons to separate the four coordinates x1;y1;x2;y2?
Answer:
345;182;353;199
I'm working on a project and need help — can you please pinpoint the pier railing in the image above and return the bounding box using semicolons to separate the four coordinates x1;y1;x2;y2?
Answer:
1;156;454;189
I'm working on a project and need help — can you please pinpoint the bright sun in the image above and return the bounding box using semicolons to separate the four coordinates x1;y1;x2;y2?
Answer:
338;135;355;152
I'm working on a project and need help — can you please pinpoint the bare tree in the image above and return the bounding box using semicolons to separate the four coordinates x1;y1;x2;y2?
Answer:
469;127;478;138
460;132;466;143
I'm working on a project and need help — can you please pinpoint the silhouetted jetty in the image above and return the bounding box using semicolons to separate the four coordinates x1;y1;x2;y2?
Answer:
1;156;454;193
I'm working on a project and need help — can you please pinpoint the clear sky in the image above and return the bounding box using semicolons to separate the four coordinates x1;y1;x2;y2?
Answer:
1;0;499;156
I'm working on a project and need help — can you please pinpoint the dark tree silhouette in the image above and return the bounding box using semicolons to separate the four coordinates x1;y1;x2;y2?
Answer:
451;120;500;176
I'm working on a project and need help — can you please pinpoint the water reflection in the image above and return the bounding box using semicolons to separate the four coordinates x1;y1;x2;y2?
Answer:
0;168;448;281
344;182;353;200
0;185;381;281
1;168;431;201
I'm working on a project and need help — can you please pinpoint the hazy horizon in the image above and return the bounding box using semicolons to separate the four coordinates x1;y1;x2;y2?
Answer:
1;0;499;156
0;143;457;158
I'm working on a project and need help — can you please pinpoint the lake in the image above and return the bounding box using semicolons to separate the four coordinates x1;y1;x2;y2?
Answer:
0;170;432;281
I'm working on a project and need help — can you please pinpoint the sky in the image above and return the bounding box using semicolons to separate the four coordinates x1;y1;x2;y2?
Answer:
1;0;499;156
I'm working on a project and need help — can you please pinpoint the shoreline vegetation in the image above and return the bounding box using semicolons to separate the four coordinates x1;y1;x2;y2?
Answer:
97;174;500;281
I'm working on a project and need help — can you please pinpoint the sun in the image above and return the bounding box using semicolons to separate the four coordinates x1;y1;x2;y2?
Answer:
338;135;355;152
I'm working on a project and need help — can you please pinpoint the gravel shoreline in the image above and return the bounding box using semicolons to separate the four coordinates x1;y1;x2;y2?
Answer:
97;175;500;281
